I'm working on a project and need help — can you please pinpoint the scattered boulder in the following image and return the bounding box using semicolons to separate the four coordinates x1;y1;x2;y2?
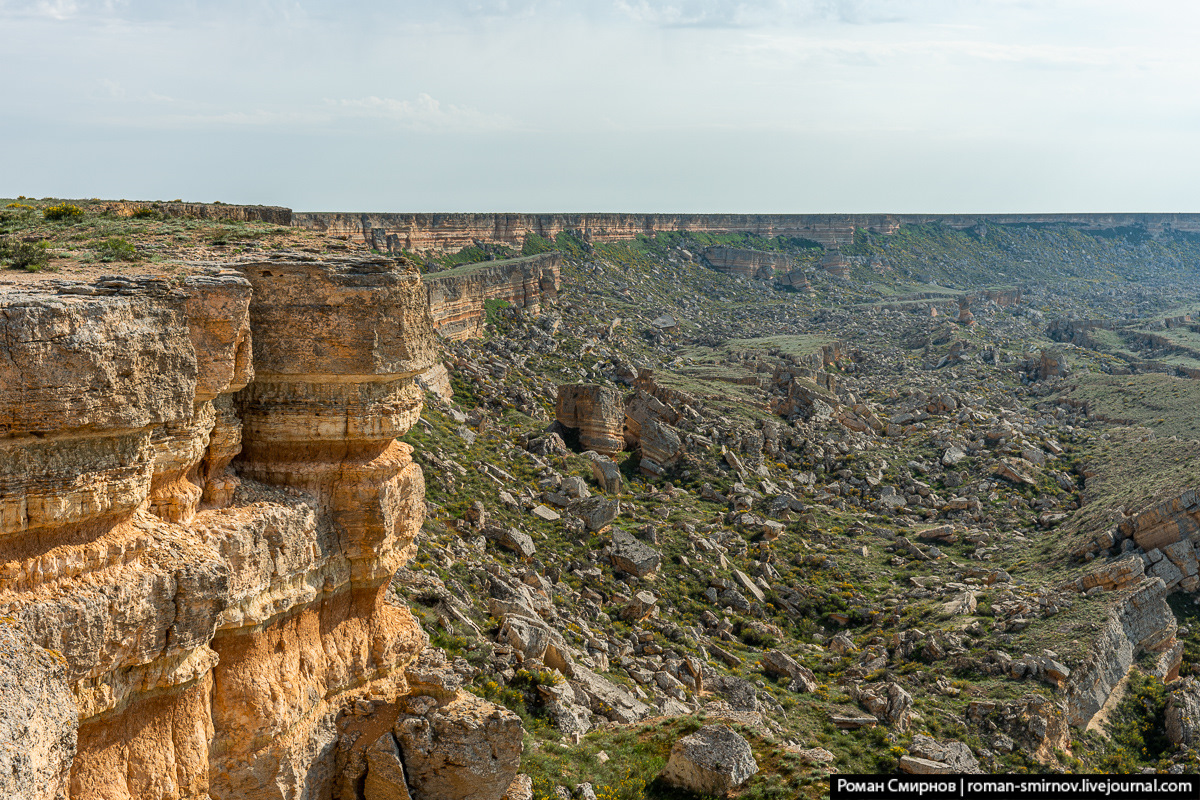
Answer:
1167;677;1200;746
660;724;759;797
571;497;620;532
760;650;819;693
590;456;623;494
905;734;981;773
610;529;662;578
484;525;537;558
853;682;914;731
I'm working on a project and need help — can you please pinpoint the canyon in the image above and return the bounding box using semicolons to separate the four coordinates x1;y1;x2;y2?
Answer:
7;199;1200;795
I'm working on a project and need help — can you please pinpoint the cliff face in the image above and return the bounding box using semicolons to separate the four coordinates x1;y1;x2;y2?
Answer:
701;246;791;280
1065;577;1179;727
294;211;895;250
0;256;520;800
424;253;561;340
293;211;1200;253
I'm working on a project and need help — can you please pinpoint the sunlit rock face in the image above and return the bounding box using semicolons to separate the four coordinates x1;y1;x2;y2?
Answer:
0;256;519;800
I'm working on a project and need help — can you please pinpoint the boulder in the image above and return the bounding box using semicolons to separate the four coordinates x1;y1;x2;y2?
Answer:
571;497;620;532
610;529;662;578
660;725;759;797
590;456;623;494
907;734;981;773
994;458;1037;486
639;419;683;467
1167;677;1200;746
568;664;651;724
392;692;524;800
484;525;536;558
621;590;658;621
760;650;819;693
854;682;914;731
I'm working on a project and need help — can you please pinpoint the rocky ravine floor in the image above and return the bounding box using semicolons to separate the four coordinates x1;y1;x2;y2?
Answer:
8;200;1200;799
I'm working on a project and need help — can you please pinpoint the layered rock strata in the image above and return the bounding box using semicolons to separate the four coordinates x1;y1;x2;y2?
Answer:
0;256;519;800
1064;577;1179;727
701;247;790;280
555;385;626;458
293;212;1200;253
424;253;561;340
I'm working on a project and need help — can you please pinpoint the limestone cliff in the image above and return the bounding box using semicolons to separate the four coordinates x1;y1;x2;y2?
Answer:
425;253;560;340
293;211;1200;254
0;256;521;800
701;247;791;280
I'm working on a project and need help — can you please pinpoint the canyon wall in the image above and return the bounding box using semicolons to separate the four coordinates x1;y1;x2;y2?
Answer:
701;246;792;279
425;253;561;340
0;256;520;800
292;212;1200;253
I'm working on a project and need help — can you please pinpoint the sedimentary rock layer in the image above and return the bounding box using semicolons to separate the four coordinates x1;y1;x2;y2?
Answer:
424;253;561;340
1065;577;1178;727
0;255;520;800
293;211;1200;253
702;246;791;280
556;384;626;457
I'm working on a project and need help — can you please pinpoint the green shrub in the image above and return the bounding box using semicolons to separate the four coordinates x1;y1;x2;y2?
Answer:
484;298;511;326
1100;670;1170;773
43;203;83;221
0;239;50;271
131;207;160;219
95;237;139;262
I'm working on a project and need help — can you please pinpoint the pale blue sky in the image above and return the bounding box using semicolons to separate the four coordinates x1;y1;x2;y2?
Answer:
2;0;1196;212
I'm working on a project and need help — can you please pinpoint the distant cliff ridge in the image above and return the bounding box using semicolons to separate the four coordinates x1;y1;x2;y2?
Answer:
292;212;1200;253
425;252;561;340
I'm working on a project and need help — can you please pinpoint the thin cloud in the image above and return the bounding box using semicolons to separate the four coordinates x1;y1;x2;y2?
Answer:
333;94;521;132
94;93;520;133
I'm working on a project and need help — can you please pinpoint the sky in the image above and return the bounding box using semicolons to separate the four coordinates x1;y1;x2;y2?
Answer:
2;0;1197;212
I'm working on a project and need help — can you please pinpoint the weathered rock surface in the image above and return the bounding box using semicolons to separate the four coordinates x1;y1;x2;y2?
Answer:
1166;677;1200;746
425;253;561;340
660;724;759;797
0;257;519;800
0;620;77;800
556;384;625;457
393;692;524;800
1065;577;1177;727
702;246;790;280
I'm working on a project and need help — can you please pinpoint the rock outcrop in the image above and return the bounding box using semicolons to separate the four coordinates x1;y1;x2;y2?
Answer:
0;255;520;800
555;384;625;457
1065;577;1178;727
702;247;790;280
424;253;561;340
